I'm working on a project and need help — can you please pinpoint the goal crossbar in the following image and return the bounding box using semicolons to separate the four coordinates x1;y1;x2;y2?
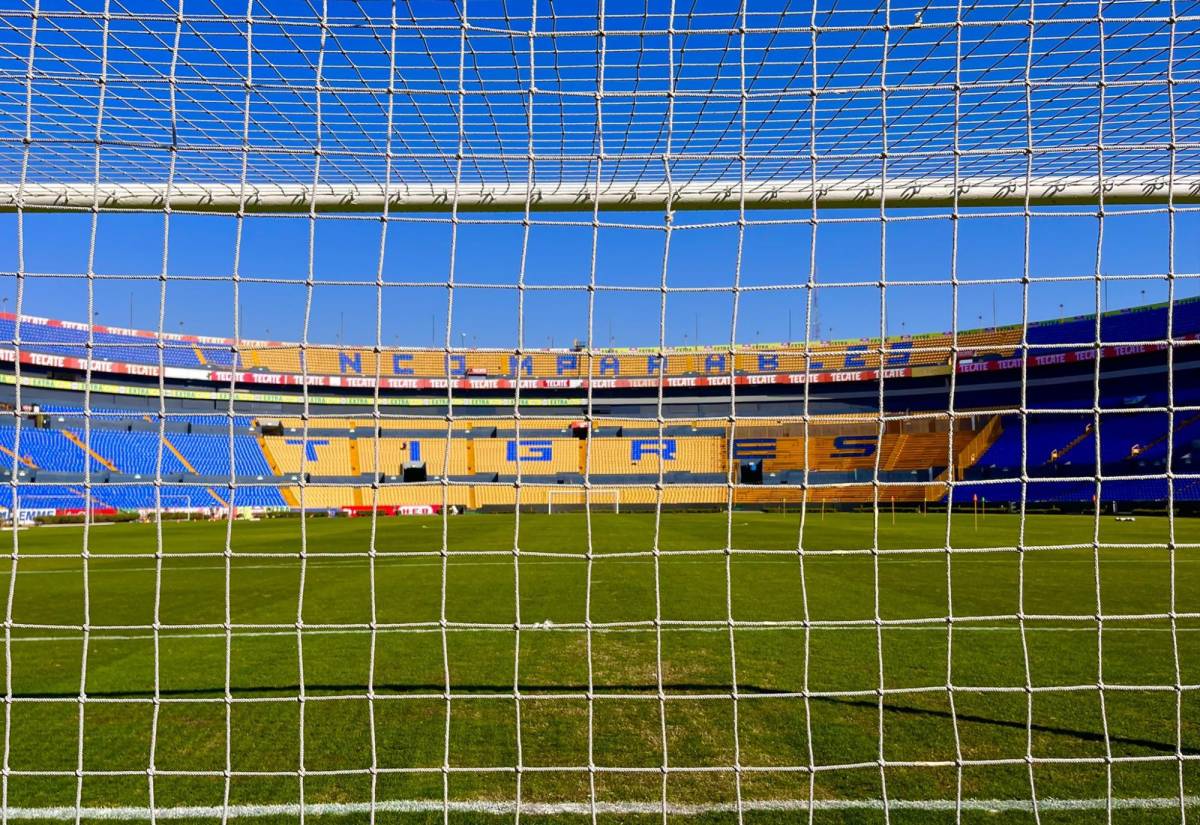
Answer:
3;176;1198;215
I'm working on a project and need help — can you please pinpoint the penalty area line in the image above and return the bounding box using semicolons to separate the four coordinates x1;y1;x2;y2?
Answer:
3;796;1199;819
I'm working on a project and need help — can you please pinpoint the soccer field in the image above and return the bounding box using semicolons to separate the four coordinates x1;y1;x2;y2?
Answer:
3;510;1200;823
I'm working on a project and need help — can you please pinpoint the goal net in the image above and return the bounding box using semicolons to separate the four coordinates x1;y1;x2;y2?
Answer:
0;0;1197;821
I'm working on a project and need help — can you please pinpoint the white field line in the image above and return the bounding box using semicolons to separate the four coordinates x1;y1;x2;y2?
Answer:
2;795;1199;820
11;624;1200;644
5;554;1200;579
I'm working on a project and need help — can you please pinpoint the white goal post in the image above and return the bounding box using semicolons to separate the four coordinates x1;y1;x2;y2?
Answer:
546;488;620;515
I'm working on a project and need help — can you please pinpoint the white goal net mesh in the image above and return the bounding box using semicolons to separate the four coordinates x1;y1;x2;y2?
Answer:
0;0;1198;821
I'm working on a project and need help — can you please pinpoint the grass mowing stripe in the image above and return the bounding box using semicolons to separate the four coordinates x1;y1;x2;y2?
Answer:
11;625;1200;644
11;555;1200;578
4;796;1200;819
5;512;1198;820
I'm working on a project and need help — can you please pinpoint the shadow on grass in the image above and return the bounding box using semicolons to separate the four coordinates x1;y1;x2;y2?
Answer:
27;681;1198;756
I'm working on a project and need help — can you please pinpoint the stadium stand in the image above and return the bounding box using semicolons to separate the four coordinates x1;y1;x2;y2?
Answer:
7;396;1197;516
4;297;1194;382
236;326;1058;379
37;405;256;429
85;430;189;475
170;432;274;477
1028;298;1200;347
2;297;1198;518
0;484;96;512
0;426;276;478
3;412;1196;514
262;436;360;477
958;403;1200;503
972;415;1095;475
0;316;239;370
0;482;253;512
0;427;116;473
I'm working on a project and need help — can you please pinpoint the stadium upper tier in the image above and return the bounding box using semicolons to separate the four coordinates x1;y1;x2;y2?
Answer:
1;298;1197;386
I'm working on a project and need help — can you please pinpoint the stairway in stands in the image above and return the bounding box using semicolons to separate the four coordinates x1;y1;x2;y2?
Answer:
1045;423;1093;465
1124;411;1200;461
924;416;1005;502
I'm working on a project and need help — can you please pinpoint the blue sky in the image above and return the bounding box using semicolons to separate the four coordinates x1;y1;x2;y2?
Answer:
0;0;1196;348
0;205;1196;349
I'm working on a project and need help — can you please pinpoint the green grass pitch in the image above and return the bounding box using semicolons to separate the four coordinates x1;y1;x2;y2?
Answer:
2;510;1200;823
